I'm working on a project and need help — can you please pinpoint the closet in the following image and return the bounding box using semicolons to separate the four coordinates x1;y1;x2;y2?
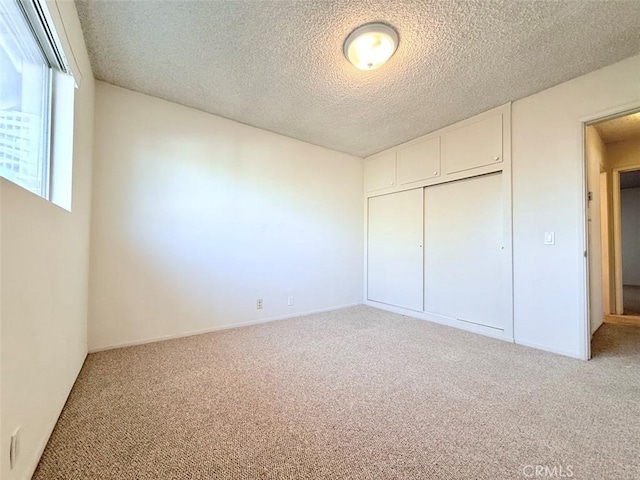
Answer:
364;105;513;340
423;172;506;330
368;188;424;311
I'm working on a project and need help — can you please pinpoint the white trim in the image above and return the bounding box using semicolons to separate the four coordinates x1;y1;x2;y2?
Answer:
31;0;82;87
502;105;515;340
47;0;83;87
579;122;591;360
599;170;611;318
581;101;640;128
49;70;75;210
88;302;363;353
613;168;623;314
514;339;583;360
363;186;369;307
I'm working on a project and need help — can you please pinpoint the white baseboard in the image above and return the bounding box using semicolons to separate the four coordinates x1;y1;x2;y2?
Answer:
363;300;586;359
88;302;363;353
513;338;585;360
364;300;514;343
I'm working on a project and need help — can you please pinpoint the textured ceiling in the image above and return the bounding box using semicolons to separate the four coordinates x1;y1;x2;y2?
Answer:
76;0;640;157
594;113;640;144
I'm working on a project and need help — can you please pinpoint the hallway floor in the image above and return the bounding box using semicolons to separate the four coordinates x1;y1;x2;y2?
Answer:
623;285;640;315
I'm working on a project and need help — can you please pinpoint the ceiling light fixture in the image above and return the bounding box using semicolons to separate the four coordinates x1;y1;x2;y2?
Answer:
343;23;399;71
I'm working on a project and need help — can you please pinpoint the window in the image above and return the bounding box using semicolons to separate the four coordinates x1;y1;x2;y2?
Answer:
0;0;71;199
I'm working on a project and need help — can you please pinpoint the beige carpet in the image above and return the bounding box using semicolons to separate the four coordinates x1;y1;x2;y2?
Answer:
34;306;640;479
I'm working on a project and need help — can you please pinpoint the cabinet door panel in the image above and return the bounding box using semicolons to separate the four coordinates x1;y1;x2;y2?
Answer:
397;137;441;185
424;173;506;330
365;152;397;192
368;189;424;311
443;114;502;174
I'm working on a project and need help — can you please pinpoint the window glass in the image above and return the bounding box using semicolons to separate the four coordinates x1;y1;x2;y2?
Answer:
0;0;51;197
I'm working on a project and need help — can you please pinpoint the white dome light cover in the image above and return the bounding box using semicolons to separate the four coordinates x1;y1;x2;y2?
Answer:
343;23;399;71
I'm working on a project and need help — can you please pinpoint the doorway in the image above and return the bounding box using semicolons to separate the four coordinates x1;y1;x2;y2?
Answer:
586;110;640;357
619;169;640;315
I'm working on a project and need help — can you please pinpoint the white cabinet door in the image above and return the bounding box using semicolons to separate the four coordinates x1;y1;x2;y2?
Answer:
397;137;441;185
443;114;502;174
368;189;424;311
424;173;507;330
365;152;397;192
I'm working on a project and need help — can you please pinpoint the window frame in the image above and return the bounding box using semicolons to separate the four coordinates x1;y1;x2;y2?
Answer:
1;0;74;201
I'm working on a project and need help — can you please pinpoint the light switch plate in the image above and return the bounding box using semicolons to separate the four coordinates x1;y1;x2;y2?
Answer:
544;232;555;245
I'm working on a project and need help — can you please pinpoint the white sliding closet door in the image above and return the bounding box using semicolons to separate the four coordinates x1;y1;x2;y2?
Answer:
424;173;507;330
368;189;424;311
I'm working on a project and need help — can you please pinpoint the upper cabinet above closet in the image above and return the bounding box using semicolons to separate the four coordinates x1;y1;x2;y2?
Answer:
397;136;441;185
364;104;510;196
442;114;502;174
364;151;396;192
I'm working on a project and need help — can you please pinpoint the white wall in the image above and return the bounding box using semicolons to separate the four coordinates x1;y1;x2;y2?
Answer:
88;83;363;351
512;54;640;358
621;187;640;286
0;1;94;479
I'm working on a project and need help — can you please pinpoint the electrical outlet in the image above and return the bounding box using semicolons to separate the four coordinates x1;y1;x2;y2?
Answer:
287;296;294;306
10;427;20;470
256;299;263;310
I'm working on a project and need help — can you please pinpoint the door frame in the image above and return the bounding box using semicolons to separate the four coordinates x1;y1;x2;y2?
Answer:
581;100;640;359
599;170;612;315
613;164;640;314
